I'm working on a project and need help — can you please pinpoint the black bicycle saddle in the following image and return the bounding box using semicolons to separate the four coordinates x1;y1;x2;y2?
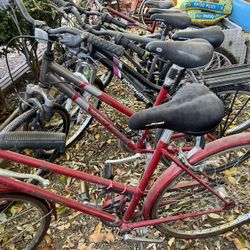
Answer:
172;26;225;48
148;8;181;15
128;84;224;135
150;13;191;29
146;38;214;68
144;0;174;9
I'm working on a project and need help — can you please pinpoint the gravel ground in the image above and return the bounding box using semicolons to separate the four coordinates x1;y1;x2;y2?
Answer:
0;50;26;79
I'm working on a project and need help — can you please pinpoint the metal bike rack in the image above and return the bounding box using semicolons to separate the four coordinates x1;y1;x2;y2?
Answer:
221;18;247;64
196;63;250;87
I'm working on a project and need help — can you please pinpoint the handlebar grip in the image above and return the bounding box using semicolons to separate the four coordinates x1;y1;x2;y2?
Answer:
0;131;66;153
115;35;145;59
110;17;128;29
52;0;71;7
87;33;125;57
127;41;146;59
101;13;127;29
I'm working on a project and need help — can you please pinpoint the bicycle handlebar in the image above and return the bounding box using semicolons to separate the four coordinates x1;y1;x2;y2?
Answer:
0;131;66;153
14;0;45;27
87;33;124;57
13;0;124;57
115;35;146;59
101;13;127;29
60;33;125;57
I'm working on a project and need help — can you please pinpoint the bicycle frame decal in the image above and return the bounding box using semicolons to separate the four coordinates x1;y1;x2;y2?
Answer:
113;57;122;79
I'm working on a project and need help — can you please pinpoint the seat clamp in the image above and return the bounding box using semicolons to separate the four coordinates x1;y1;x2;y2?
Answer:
163;77;174;87
172;64;184;70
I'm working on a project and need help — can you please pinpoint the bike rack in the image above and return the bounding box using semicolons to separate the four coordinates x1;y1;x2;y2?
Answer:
196;63;250;87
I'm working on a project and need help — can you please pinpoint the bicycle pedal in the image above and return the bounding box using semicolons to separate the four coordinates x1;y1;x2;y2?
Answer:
124;234;165;244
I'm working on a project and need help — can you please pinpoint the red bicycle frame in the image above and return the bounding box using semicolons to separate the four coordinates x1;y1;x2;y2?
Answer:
1;131;245;231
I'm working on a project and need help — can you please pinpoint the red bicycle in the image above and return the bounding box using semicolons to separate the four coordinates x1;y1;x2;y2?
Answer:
0;84;249;249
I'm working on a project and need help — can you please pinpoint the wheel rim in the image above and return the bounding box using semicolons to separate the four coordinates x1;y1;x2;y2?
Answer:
215;89;250;137
0;196;50;249
151;145;250;237
203;51;233;71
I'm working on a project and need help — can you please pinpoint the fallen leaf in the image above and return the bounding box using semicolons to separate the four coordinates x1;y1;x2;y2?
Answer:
69;211;81;220
76;142;81;150
78;243;89;250
208;213;223;219
233;237;245;250
168;237;175;247
104;231;115;243
44;234;52;246
36;247;52;250
78;243;97;250
57;223;71;231
57;205;69;215
89;222;103;243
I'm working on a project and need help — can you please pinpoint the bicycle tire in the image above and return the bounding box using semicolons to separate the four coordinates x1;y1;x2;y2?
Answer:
150;135;250;238
210;84;250;137
202;47;237;71
0;193;51;250
138;0;157;28
98;66;113;88
214;47;237;65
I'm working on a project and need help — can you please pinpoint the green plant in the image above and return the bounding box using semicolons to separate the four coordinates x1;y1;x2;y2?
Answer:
0;0;60;75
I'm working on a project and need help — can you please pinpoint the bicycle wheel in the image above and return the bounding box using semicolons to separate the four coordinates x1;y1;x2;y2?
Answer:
150;140;250;238
211;84;250;137
203;47;237;71
138;0;153;28
0;193;51;250
97;64;113;88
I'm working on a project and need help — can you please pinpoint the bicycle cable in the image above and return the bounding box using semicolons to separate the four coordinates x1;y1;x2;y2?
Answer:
4;35;57;107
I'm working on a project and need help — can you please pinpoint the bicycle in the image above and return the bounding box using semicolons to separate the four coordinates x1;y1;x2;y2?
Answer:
0;83;249;248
